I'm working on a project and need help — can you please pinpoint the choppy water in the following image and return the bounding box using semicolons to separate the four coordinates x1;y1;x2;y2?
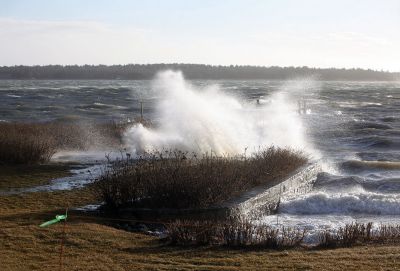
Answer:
0;80;153;122
1;79;400;239
260;80;400;241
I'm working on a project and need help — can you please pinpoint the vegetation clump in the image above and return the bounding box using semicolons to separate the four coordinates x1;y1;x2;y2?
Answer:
0;122;56;164
166;219;306;248
95;147;308;209
318;223;400;248
166;220;400;249
0;121;126;164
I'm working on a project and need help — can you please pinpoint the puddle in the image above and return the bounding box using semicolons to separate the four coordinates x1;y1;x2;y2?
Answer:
0;150;120;195
73;203;103;212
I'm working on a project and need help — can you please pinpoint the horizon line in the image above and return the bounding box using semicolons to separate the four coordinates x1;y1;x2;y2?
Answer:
1;63;399;73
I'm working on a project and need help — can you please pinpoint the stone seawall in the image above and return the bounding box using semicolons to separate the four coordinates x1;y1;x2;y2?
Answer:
226;162;322;219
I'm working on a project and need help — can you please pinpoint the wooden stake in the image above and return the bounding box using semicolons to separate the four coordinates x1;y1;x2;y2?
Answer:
140;101;144;123
59;208;68;271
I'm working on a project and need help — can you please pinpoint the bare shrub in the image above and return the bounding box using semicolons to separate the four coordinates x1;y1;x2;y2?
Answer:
318;223;375;248
222;219;257;247
95;147;308;209
166;219;306;248
377;224;400;243
317;230;341;248
167;220;220;246
166;221;400;249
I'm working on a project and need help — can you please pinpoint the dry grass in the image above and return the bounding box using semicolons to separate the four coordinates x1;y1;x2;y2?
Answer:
0;164;72;190
2;217;400;271
0;163;96;216
0;188;96;218
95;147;307;209
2;166;400;270
0;121;127;164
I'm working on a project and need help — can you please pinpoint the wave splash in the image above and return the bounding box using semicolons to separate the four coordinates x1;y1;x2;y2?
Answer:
125;70;314;155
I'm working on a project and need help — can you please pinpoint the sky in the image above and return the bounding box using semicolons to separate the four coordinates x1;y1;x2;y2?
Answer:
0;0;399;71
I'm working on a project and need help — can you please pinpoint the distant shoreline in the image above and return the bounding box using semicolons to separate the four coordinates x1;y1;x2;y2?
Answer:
1;78;399;83
1;64;399;81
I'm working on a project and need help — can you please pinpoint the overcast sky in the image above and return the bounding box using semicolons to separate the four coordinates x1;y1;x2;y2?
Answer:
0;0;399;71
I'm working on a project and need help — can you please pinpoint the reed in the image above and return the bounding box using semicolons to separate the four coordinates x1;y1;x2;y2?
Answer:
0;123;56;164
0;121;127;164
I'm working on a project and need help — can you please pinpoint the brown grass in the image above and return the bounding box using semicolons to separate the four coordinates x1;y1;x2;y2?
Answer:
95;147;308;209
2;166;400;270
0;121;127;164
3;215;400;271
0;164;72;190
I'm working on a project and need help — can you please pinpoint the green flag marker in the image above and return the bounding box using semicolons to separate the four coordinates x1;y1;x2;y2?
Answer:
40;214;67;227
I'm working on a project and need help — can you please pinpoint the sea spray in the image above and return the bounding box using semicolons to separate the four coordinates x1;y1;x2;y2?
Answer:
125;70;316;155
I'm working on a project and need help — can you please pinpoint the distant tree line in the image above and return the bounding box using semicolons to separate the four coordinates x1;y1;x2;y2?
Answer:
0;64;398;81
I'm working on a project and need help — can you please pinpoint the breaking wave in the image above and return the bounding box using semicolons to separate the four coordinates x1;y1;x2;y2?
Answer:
280;190;400;215
124;70;316;155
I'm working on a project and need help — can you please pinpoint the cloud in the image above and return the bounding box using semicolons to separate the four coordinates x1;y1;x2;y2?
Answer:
0;18;153;65
326;32;392;47
0;18;110;32
246;31;399;71
0;18;399;71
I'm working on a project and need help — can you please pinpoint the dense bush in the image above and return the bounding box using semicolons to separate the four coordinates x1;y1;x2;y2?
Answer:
95;147;308;209
0;123;56;164
0;121;127;164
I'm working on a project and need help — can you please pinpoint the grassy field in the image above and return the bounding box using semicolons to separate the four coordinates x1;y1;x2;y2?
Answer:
0;164;71;190
2;165;400;270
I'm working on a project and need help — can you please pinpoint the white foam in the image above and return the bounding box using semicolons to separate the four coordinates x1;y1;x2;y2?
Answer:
6;94;21;98
51;150;119;163
125;70;317;156
280;189;400;215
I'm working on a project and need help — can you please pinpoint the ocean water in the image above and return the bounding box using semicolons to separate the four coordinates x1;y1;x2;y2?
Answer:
1;77;400;240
